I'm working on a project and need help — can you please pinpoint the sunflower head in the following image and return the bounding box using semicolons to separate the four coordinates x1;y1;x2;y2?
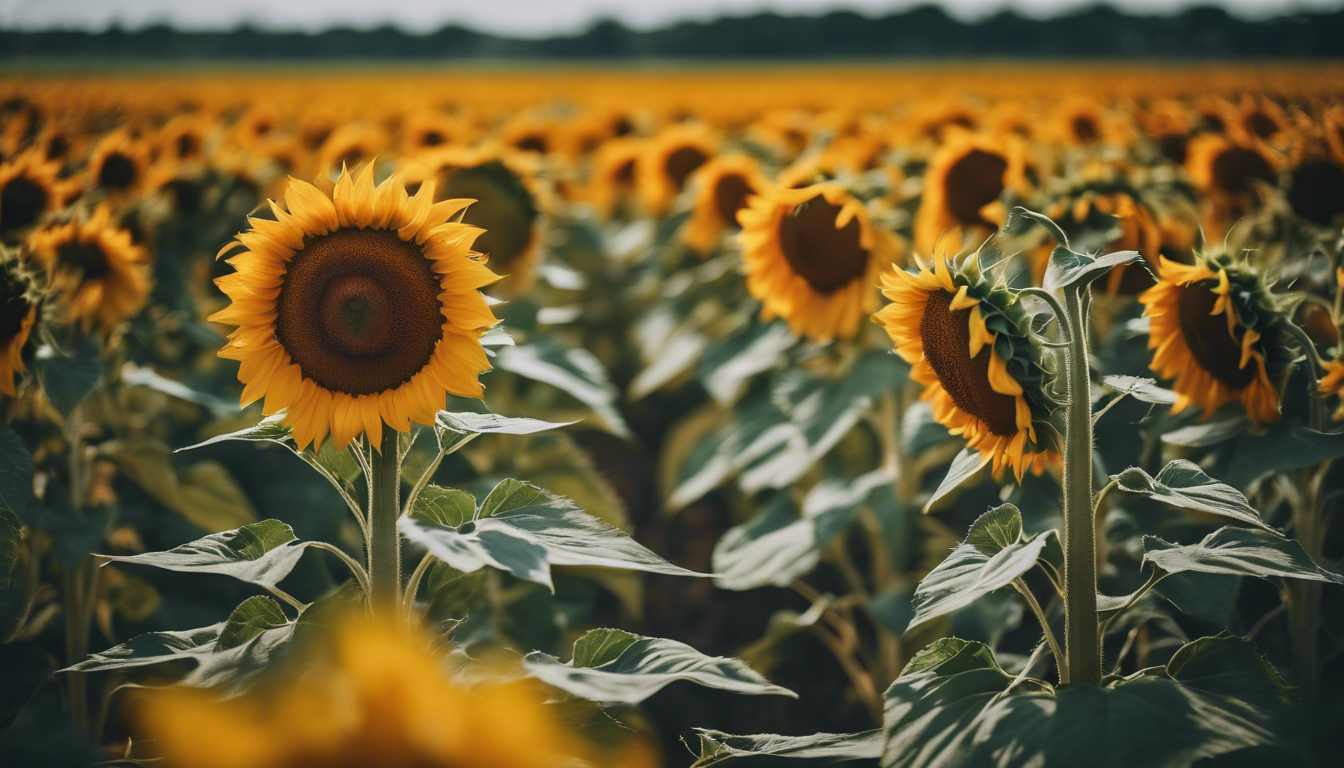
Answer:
637;123;716;216
683;152;768;255
913;131;1029;257
587;137;645;219
0;149;62;238
87;131;150;197
1139;252;1287;427
0;249;41;397
1185;133;1281;238
26;205;149;336
740;181;902;342
874;251;1059;479
1043;188;1163;295
157;113;214;164
210;165;499;452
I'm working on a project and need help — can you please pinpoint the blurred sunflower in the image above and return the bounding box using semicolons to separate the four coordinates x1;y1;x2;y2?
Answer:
638;123;716;216
87;131;150;197
1320;359;1344;422
874;254;1058;479
0;252;39;397
588;137;645;219
1135;98;1192;164
316;123;387;175
1232;95;1292;145
399;109;472;155
1044;191;1163;295
139;616;647;768
211;165;498;452
1139;254;1282;427
683;152;768;255
1325;104;1344;167
740;181;900;342
27;205;149;335
1054;96;1130;148
1283;141;1344;228
0;150;63;238
1185;133;1280;239
913;131;1028;256
157;113;214;165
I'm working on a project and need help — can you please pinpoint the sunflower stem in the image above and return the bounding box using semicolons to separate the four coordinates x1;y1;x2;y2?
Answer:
1059;286;1101;686
367;429;403;618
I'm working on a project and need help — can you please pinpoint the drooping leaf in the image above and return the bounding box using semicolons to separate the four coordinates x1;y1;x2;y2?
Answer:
1158;415;1248;448
906;505;1053;632
100;520;314;590
1114;461;1272;531
434;410;572;438
693;728;881;766
1101;375;1176;405
571;627;642;668
1223;424;1344;489
494;338;630;437
121;363;239;418
411;486;476;528
216;595;289;649
1143;527;1344;585
177;416;290;452
666;395;795;511
523;632;796;705
923;448;988;513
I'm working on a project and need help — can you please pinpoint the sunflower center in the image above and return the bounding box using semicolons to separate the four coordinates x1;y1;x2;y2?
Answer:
421;130;445;147
1286;161;1344;227
1244;112;1278;140
613;158;636;185
1211;147;1274;195
98;152;137;190
275;227;443;396
1177;280;1256;389
1072;116;1100;142
0;270;31;340
778;195;868;294
943;149;1007;226
444;162;538;273
0;176;48;234
921;289;1019;437
1158;134;1188;164
514;134;548;154
665;146;709;192
56;241;110;281
712;173;754;228
175;134;197;159
46;134;69;160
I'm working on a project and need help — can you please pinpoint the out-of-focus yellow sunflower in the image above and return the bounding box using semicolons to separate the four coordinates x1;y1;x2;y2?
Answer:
747;108;815;160
1185;133;1281;240
683;152;768;255
210;165;499;452
157;113;214;165
1054;96;1132;148
1324;104;1344;168
232;105;281;148
1139;255;1281;427
0;149;64;238
500;113;566;157
27;205;149;335
588;136;645;219
33;121;81;163
139;615;652;768
1320;359;1344;422
1232;95;1292;145
984;100;1035;140
399;109;473;155
913;131;1028;256
1283;138;1344;228
874;254;1058;479
87;130;151;197
315;123;387;175
907;98;982;143
740;181;900;342
0;252;39;398
637;123;716;216
1136;98;1192;164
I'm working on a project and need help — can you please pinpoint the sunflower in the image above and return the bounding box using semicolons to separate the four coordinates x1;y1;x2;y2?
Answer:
315;124;387;176
874;253;1058;479
499;113;564;157
399;109;472;155
1320;359;1344;422
210;165;498;452
0;149;63;238
87;130;151;197
683;152;768;255
907;98;982;143
1185;133;1281;240
1054;97;1131;148
638;123;716;216
1232;95;1292;145
912;131;1028;257
1283;138;1344;228
587;137;645;219
740;181;900;342
157;113;214;165
1135;98;1191;164
27;205;149;335
1139;254;1281;427
0;252;39;397
1044;190;1163;295
1325;104;1344;168
232;105;281;148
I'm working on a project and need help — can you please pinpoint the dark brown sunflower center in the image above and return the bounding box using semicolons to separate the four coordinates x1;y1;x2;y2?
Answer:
778;194;868;294
1211;147;1275;195
275;227;443;396
56;241;110;281
612;117;635;137
175;134;198;159
664;146;709;192
1286;160;1344;227
1;177;48;234
421;130;446;147
98;152;137;190
1244;112;1278;140
920;289;1019;437
1177;279;1257;389
514;134;548;154
943;148;1007;226
46;134;69;160
1072;116;1100;143
443;162;538;273
0;270;31;340
613;159;636;185
1158;134;1188;165
712;173;754;228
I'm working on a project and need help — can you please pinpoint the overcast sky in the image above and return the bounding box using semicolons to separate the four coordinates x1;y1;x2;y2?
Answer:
1;0;1339;37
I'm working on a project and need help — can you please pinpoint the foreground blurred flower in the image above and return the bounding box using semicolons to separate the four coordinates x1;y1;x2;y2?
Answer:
875;255;1058;479
27;205;149;335
211;165;499;451
741;181;899;342
0;252;39;397
1140;255;1281;427
139;617;643;768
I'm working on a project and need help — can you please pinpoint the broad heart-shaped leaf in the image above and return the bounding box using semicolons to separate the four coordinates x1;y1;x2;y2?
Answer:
494;338;630;437
399;480;705;592
693;729;881;766
923;448;988;513
697;319;796;405
906;505;1052;633
99;520;314;590
33;336;103;417
523;631;796;706
713;472;893;591
882;636;1297;768
411;486;476;527
1045;248;1143;293
1115;460;1273;531
65;596;296;695
1143;527;1344;585
1223;424;1344;489
571;627;642;668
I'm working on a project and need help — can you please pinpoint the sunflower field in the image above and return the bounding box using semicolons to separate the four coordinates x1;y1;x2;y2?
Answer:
2;64;1344;767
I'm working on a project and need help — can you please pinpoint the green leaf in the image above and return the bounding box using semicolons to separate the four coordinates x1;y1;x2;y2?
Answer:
693;729;881;766
121;363;239;418
881;636;1297;768
571;628;642;668
923;448;988;513
99;520;313;589
411;486;476;527
216;595;289;649
1008;207;1143;292
1159;416;1249;448
177;416;290;452
1115;461;1272;531
666;396;795;511
434;410;572;438
698;320;796;404
1223;424;1344;489
33;337;102;417
900;637;1004;678
629;322;708;399
1101;375;1176;405
523;632;796;705
399;481;706;591
906;505;1053;632
494;338;630;437
1143;527;1344;584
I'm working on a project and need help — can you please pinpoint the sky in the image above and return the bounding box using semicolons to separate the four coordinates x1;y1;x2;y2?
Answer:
1;0;1339;38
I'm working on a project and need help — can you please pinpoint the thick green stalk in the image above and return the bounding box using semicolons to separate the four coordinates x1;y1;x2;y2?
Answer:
367;430;403;616
1060;288;1101;686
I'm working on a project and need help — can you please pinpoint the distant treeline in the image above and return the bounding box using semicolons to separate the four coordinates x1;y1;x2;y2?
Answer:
3;5;1344;61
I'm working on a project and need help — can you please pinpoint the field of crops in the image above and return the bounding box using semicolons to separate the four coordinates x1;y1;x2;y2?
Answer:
2;64;1344;767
